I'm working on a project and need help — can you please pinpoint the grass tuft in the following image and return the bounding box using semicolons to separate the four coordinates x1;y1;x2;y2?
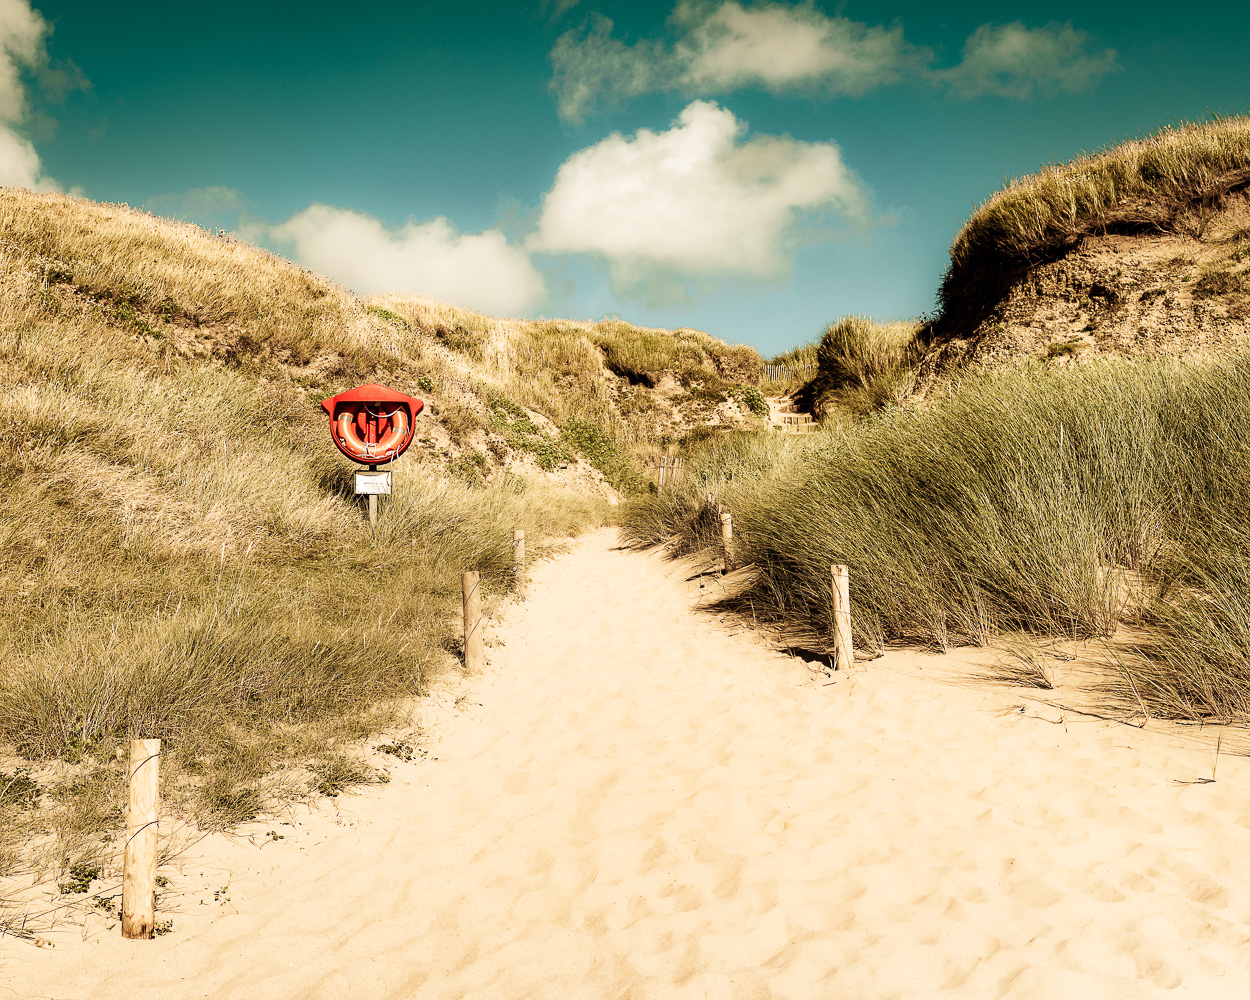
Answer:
621;352;1250;720
805;316;923;417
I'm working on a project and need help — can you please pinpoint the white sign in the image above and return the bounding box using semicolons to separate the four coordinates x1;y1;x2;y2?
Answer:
355;470;392;495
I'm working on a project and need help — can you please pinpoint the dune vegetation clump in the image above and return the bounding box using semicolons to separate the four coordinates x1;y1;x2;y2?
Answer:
938;115;1250;335
801;316;924;418
621;354;1250;721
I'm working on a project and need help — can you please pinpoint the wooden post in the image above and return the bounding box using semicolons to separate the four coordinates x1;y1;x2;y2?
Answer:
122;739;160;940
720;510;735;574
512;529;525;598
658;456;667;488
832;564;854;670
368;493;378;529
462;570;483;671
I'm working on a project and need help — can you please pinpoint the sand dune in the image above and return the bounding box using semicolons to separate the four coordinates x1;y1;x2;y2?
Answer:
5;529;1250;999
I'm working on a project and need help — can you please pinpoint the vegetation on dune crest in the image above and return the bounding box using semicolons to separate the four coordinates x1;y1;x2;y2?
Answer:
621;355;1250;722
365;294;766;449
0;188;762;913
802;316;923;418
938;115;1250;334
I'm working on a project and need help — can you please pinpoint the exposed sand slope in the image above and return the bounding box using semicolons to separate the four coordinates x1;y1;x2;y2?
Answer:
5;530;1250;999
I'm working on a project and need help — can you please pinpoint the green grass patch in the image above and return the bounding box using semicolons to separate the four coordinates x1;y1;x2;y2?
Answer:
488;395;571;471
799;316;923;418
367;305;410;329
561;418;649;495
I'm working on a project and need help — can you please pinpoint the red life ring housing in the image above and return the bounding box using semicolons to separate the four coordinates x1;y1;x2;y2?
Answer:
321;383;424;465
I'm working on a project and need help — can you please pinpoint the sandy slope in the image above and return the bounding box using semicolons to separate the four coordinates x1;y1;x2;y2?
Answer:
5;529;1250;999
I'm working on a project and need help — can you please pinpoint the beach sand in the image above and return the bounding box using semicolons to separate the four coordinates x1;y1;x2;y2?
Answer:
4;528;1250;998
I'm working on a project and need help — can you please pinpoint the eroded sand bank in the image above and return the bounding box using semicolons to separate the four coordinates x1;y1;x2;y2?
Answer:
5;529;1250;999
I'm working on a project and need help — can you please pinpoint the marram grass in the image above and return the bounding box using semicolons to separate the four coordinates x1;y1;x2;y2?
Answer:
940;115;1250;330
621;354;1250;722
0;188;629;908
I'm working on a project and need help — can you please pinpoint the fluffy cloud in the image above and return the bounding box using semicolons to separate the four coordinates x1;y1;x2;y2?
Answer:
529;100;866;302
553;2;925;121
551;3;1116;120
550;15;673;123
269;204;546;315
542;0;584;17
0;0;60;190
935;22;1118;98
676;1;922;94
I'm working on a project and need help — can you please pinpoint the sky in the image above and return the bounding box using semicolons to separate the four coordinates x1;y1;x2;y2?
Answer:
2;1;1248;357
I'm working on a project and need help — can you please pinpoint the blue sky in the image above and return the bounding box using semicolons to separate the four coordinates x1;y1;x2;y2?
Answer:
4;1;1248;356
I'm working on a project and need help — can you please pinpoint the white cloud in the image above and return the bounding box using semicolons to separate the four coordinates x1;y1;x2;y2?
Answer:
551;4;1117;119
550;14;674;123
937;22;1118;98
0;0;43;123
551;1;927;121
0;122;48;190
0;0;62;191
529;100;867;303
676;1;922;94
269;204;546;315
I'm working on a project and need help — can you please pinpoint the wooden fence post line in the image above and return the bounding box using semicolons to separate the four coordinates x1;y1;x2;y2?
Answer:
512;529;526;598
122;738;160;940
832;564;854;670
720;510;735;574
462;570;483;671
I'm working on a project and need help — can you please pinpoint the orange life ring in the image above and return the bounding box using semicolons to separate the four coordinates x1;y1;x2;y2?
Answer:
333;405;411;463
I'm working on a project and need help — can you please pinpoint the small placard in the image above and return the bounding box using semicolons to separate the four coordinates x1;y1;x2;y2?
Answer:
355;470;392;495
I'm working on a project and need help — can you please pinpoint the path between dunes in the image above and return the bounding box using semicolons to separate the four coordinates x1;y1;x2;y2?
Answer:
6;529;1250;999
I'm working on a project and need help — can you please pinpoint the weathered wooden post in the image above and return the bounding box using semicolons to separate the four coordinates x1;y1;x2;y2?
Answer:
512;529;526;598
122;739;160;940
720;510;735;574
659;456;668;488
462;570;483;671
831;564;854;670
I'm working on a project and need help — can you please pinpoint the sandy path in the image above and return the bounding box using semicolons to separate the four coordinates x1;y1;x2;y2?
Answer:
5;529;1250;998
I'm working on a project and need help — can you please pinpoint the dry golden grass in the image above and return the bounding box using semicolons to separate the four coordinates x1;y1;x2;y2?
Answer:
1;188;756;924
808;316;923;417
939;115;1250;333
368;292;766;448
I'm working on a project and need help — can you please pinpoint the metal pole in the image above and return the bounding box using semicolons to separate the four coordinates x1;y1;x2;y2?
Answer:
368;464;378;528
